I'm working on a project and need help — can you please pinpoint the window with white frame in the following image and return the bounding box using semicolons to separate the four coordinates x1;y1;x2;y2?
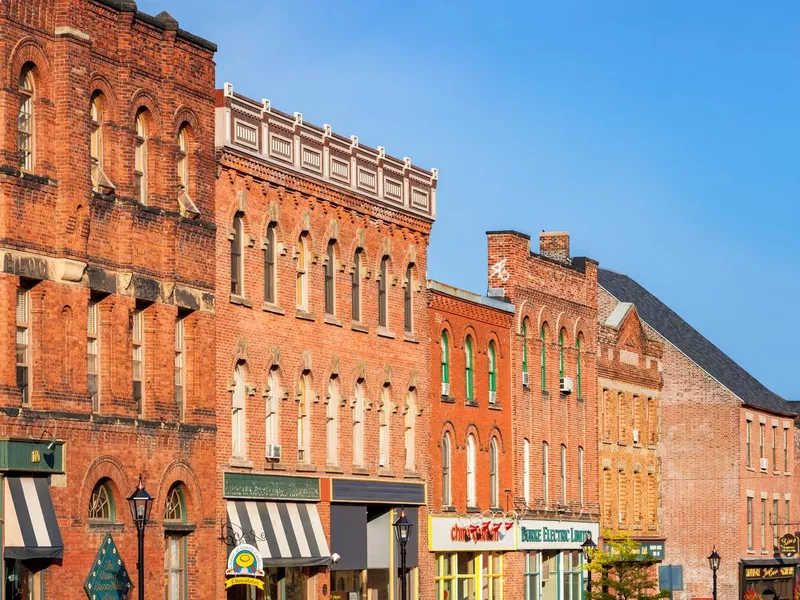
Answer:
264;224;277;304
353;383;365;467
542;442;549;506
351;249;362;322
16;286;30;405
442;433;452;506
231;364;246;458
176;124;198;217
134;109;148;204
266;370;280;446
578;446;584;505
560;444;567;505
523;438;531;506
174;315;185;421
405;391;416;472
90;93;114;193
466;434;476;507
379;387;390;468
231;213;244;297
132;307;144;415
325;241;336;315
87;299;100;411
404;264;414;333
326;377;339;466
490;438;499;508
378;256;389;328
18;65;34;171
297;375;311;463
296;234;309;311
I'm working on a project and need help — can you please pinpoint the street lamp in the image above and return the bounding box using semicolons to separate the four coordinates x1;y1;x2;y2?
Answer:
582;535;597;597
393;508;413;600
708;547;721;600
128;474;154;600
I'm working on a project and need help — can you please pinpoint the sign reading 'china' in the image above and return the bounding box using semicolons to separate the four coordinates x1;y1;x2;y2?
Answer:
429;516;517;552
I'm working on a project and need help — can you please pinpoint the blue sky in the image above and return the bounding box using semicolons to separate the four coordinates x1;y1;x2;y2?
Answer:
139;1;800;399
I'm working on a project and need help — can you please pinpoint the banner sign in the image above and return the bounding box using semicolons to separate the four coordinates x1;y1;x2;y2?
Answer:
517;519;599;551
744;566;795;580
429;516;517;552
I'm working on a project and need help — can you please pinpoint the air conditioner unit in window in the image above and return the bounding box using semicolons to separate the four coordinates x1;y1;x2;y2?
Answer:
632;429;640;444
488;391;497;404
522;372;530;387
266;443;282;461
760;457;769;471
560;377;573;394
441;382;450;396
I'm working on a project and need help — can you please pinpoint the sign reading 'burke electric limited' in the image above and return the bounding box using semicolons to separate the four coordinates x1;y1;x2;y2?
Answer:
517;519;599;551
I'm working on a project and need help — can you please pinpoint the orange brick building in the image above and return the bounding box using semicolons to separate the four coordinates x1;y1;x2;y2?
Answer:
214;84;437;600
0;1;218;599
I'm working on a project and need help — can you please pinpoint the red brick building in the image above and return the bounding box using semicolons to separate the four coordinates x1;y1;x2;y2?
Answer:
0;1;218;599
425;280;515;600
214;84;437;600
486;230;600;600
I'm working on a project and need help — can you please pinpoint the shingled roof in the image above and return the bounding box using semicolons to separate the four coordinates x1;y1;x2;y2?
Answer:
599;268;794;417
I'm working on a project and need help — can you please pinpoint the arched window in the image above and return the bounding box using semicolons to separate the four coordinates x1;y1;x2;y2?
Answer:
134;109;148;204
297;375;310;463
378;256;389;328
542;441;549;505
177;124;199;216
164;484;186;523
488;340;497;403
442;433;452;506
405;391;416;472
404;264;414;333
490;438;499;508
521;317;529;375
90;93;114;193
578;446;584;505
296;234;309;311
351;249;362;321
325;241;336;315
441;331;450;393
523;438;531;506
264;223;276;304
353;383;365;467
326;377;338;466
559;328;566;380
465;336;474;401
231;363;246;458
88;298;100;412
266;370;279;446
18;64;34;171
466;434;476;507
88;479;114;521
174;315;185;421
576;334;583;397
379;387;390;468
540;324;548;391
230;213;244;296
164;484;187;600
560;444;567;504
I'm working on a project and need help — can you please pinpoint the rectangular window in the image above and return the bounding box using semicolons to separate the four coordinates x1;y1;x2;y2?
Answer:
174;316;185;421
578;447;584;505
87;299;99;411
481;552;503;600
132;308;144;415
542;443;549;506
264;226;276;304
378;258;388;328
746;420;752;468
747;497;753;551
760;423;765;460
773;426;777;470
560;445;567;505
325;242;335;315
784;428;789;472
524;552;539;600
774;499;780;549
761;498;767;552
786;499;791;534
562;551;584;600
164;534;186;600
351;251;361;322
16;286;30;405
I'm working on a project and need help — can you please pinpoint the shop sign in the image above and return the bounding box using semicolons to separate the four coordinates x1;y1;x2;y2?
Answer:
226;544;265;590
429;516;517;552
517;519;599;551
779;533;799;557
743;566;795;580
83;533;132;600
224;472;319;501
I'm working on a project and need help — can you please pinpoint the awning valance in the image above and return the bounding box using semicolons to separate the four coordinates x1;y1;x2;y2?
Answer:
226;501;331;567
4;477;63;560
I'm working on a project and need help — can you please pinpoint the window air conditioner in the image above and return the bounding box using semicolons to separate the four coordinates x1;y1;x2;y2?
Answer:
489;391;497;404
760;457;769;471
522;372;530;387
441;382;450;396
266;443;282;461
632;429;640;444
560;377;573;394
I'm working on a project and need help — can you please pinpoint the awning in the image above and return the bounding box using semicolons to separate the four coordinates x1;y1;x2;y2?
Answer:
226;501;331;567
4;477;63;560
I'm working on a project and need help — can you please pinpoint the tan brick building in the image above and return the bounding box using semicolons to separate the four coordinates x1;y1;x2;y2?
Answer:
214;84;437;600
0;0;218;598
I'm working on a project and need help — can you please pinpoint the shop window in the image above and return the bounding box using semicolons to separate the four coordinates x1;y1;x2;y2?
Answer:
490;438;499;508
435;553;479;600
5;561;38;600
296;234;309;311
18;64;34;171
562;550;583;600
297;375;311;464
404;264;414;333
266;370;280;447
524;551;540;600
324;240;336;315
16;286;30;405
88;479;115;522
442;433;452;506
230;213;244;297
174;315;185;421
465;336;474;401
132;306;144;415
326;377;338;466
405;391;416;472
378;256;389;328
134;109;148;204
488;341;497;401
90;92;114;193
379;387;390;468
353;382;365;467
441;330;450;389
264;223;277;304
481;552;503;600
466;434;477;507
231;363;246;459
87;298;100;412
351;249;362;322
523;438;531;506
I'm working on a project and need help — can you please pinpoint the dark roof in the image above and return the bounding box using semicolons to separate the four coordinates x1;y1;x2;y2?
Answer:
599;268;794;417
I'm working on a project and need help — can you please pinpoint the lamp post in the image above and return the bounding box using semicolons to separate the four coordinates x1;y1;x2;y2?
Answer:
581;535;597;597
708;547;721;600
393;508;413;600
128;474;154;600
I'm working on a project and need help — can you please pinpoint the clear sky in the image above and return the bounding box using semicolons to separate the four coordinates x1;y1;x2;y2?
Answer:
138;0;800;400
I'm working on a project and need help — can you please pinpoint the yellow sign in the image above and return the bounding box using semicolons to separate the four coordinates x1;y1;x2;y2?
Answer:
31;450;40;464
744;566;794;580
225;576;264;590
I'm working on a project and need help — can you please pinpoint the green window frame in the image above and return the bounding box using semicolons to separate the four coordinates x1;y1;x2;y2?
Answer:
441;331;450;385
521;318;529;374
488;341;497;394
576;335;582;397
88;480;115;522
465;336;474;400
540;324;547;391
559;329;565;379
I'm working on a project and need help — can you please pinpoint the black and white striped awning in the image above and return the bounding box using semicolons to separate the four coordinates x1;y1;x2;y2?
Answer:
226;501;331;567
4;477;63;560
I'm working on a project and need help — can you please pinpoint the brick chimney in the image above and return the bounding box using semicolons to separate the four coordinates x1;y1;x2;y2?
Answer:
539;231;570;263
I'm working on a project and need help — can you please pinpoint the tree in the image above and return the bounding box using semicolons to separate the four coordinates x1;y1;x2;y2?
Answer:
584;533;669;600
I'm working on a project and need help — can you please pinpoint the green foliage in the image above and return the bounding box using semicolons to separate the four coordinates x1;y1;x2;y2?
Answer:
583;533;670;600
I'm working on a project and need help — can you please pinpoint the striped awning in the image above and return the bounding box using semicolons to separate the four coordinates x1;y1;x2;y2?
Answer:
4;477;63;560
226;501;331;567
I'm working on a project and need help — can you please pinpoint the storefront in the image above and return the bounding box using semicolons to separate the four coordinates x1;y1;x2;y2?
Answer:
329;479;425;600
223;473;332;600
740;560;798;600
517;519;599;600
429;515;517;600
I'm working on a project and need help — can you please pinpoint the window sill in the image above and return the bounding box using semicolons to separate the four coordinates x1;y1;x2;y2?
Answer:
351;466;370;476
377;327;396;339
441;395;456;404
378;468;397;478
163;522;197;534
747;466;756;472
325;465;344;474
602;438;614;445
266;463;287;471
541;390;550;400
489;506;503;513
88;522;124;531
466;506;481;514
488;403;502;411
465;400;479;408
403;333;419;344
295;310;316;322
351;321;369;334
773;470;781;475
229;457;253;469
296;463;317;473
618;441;628;447
785;472;792;476
442;505;457;513
577;395;585;402
262;302;285;315
0;165;57;186
230;294;252;308
647;444;657;450
323;314;343;327
633;443;642;449
404;470;421;479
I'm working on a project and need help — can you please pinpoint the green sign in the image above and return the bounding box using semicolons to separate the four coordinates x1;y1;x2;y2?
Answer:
84;534;132;600
224;472;319;501
0;439;65;473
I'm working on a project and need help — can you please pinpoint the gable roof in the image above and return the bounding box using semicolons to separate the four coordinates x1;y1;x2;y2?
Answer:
598;268;794;417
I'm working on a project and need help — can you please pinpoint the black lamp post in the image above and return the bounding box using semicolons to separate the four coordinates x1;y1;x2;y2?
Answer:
128;474;154;600
708;547;721;600
393;508;413;600
581;535;597;597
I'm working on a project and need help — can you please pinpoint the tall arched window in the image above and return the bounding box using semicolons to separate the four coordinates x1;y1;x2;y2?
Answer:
578;446;584;505
488;340;497;403
88;479;115;522
379;387;390;468
297;375;310;463
164;484;186;524
540;324;548;391
521;317;529;375
559;328;566;380
325;241;336;315
296;234;309;310
134;109;148;204
542;441;549;505
18;64;34;171
351;249;362;321
576;334;583;397
90;93;114;193
353;383;365;467
523;438;531;506
560;444;567;504
378;256;389;327
442;433;452;506
441;331;450;394
266;370;279;446
465;336;474;401
164;484;187;600
231;363;246;458
264;224;276;304
230;213;244;296
466;434;477;507
404;264;414;333
405;391;416;472
326;377;339;466
490;438;499;508
177;124;198;216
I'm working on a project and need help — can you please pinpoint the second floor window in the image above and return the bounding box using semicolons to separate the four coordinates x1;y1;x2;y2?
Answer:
442;433;451;506
264;224;276;304
90;93;114;193
578;446;584;505
134;110;148;204
785;428;789;472
379;387;390;468
540;324;548;391
177;124;198;216
297;376;311;463
559;329;566;379
230;213;244;296
521;318;529;374
405;391;416;472
87;299;99;411
542;442;549;505
353;383;365;467
326;378;338;466
296;234;309;311
488;340;497;402
231;364;246;458
174;316;185;420
466;434;476;507
760;423;765;460
404;265;413;333
266;370;280;446
18;65;34;171
16;286;30;405
576;335;582;396
773;426;777;470
351;250;362;321
132;307;144;415
441;331;450;388
324;241;336;315
560;444;567;504
490;438;499;508
746;420;752;468
378;256;389;327
465;336;474;401
523;439;531;505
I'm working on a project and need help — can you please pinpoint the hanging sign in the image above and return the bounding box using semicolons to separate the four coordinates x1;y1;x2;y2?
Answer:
225;544;265;590
83;533;132;600
779;533;799;557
